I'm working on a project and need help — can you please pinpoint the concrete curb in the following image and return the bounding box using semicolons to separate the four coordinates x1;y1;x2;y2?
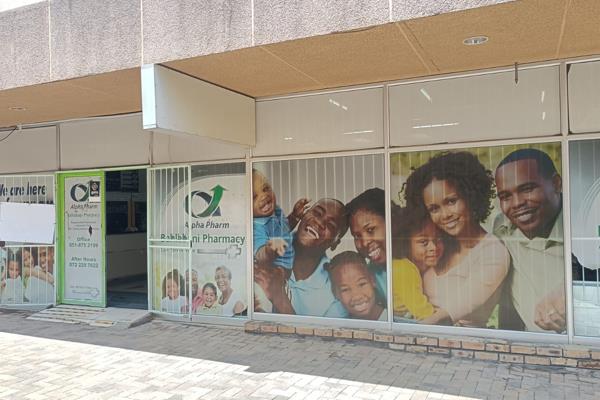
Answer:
245;321;600;370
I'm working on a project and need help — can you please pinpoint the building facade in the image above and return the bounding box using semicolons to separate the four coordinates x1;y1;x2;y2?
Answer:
1;0;600;347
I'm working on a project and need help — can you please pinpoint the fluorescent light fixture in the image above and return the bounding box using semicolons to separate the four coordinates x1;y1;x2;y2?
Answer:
283;137;294;141
420;89;432;103
8;106;26;111
540;90;545;103
542;111;546;121
463;36;488;46
329;98;348;111
412;122;459;129
342;130;374;135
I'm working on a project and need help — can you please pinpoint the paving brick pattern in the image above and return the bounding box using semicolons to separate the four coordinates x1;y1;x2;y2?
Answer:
1;310;600;399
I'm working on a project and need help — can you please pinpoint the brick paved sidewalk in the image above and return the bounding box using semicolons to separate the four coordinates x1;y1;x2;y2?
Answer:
0;310;599;400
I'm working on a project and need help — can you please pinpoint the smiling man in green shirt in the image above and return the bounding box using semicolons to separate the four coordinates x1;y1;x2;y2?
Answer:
493;148;566;333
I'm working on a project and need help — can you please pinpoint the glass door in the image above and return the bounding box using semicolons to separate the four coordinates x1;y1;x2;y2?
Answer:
147;165;192;315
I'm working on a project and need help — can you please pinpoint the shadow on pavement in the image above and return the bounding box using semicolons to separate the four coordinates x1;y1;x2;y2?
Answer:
0;309;596;399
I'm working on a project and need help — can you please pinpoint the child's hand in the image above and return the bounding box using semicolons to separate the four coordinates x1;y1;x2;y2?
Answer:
288;198;311;229
0;279;5;289
254;239;287;264
291;198;311;219
267;238;287;257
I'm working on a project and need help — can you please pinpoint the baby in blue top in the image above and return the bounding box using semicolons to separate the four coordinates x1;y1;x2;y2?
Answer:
252;169;308;273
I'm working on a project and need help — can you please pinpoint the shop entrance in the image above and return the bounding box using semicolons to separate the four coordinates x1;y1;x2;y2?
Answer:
57;168;148;310
57;171;106;307
105;169;147;309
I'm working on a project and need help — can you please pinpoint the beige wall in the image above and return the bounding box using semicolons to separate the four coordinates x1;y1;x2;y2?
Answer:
0;126;57;174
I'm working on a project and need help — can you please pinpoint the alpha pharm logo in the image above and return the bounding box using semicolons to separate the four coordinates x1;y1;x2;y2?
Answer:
185;185;226;218
70;183;90;202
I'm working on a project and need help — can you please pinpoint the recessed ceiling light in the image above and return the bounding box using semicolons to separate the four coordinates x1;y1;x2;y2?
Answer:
8;106;26;111
463;36;488;46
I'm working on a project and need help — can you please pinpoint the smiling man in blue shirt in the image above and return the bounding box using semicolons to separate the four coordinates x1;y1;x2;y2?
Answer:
254;198;349;318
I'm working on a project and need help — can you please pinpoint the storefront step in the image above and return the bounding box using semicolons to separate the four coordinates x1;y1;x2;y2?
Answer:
27;305;152;328
245;321;600;370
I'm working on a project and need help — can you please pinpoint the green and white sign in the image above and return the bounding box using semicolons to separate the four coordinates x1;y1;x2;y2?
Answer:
152;163;248;317
58;172;105;306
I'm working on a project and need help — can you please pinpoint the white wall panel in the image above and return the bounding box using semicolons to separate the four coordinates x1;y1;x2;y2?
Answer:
152;132;248;164
568;61;600;134
389;66;561;146
255;87;384;156
60;115;150;169
0;126;57;173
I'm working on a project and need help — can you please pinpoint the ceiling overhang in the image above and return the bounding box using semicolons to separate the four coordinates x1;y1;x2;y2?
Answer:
0;68;141;128
1;0;599;129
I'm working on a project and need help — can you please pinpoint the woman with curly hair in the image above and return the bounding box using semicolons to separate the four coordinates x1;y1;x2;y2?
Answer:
403;151;510;328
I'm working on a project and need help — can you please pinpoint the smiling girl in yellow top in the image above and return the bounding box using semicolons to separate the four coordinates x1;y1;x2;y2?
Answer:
392;207;450;321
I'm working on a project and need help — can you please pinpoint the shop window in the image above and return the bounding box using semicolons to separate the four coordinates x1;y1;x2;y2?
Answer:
389;66;560;147
149;163;248;318
568;61;600;134
252;154;388;321
390;142;565;334
569;139;600;337
189;163;247;318
0;175;55;306
255;87;384;156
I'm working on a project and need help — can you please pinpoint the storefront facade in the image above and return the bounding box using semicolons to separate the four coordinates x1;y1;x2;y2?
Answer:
2;56;600;348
